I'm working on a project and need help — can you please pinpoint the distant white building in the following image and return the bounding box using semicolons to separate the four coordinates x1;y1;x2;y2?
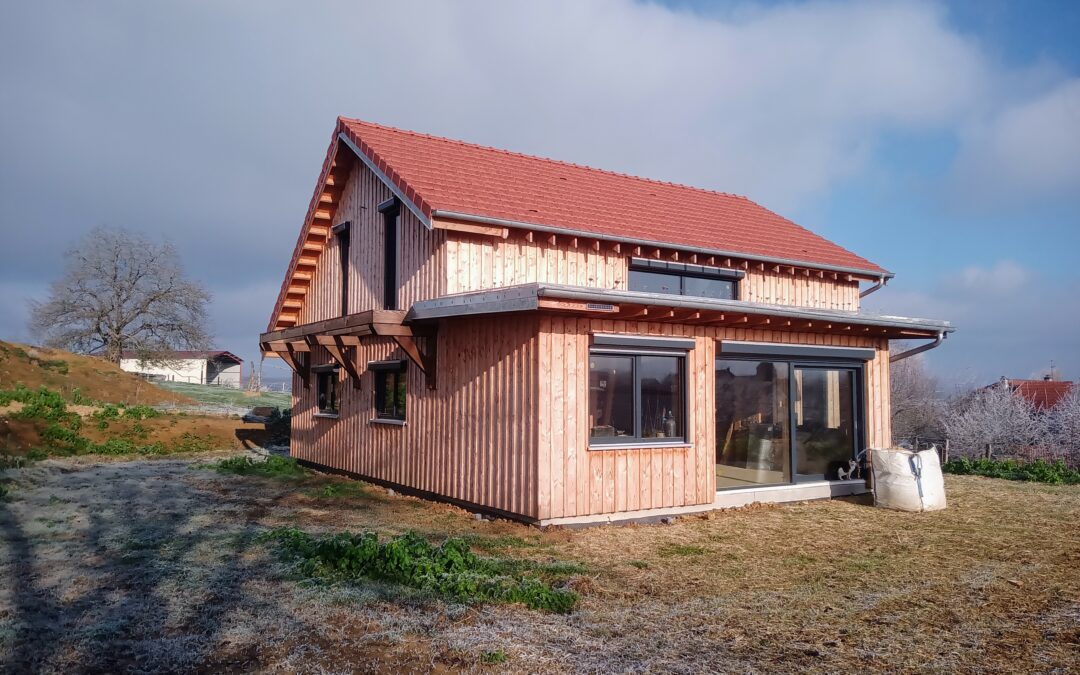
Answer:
120;350;243;388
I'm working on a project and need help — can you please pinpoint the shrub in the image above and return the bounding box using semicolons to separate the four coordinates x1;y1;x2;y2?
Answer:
943;457;1080;485
263;528;579;613
122;405;160;420
209;455;308;478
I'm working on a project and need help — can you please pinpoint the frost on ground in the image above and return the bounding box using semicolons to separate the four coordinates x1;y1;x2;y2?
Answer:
1;457;1078;673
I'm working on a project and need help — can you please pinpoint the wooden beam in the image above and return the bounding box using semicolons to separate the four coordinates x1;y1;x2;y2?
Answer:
537;298;619;313
313;209;332;221
432;218;509;239
392;334;438;389
273;345;309;386
323;337;362;389
621;307;649;320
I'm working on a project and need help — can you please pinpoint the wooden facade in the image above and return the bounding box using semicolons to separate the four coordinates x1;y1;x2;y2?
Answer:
263;127;945;525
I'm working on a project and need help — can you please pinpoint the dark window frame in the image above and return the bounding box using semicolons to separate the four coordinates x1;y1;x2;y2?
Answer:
369;359;407;422
714;354;867;487
588;345;689;448
333;221;351;317
380;199;399;310
314;364;340;417
628;259;741;300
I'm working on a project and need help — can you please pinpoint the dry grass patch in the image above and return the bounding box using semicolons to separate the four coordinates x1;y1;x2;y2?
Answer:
1;457;1077;673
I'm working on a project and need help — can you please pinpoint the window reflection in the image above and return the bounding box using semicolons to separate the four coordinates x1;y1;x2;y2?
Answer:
795;368;855;479
715;360;790;488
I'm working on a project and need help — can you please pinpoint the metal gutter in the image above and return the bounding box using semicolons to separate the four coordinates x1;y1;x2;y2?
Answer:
431;208;894;280
406;282;955;335
889;333;946;362
859;276;888;298
338;133;432;229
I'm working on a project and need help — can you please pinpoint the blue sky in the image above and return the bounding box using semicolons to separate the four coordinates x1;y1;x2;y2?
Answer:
0;0;1077;387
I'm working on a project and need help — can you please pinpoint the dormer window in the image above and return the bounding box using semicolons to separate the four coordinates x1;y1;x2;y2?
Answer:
627;258;742;300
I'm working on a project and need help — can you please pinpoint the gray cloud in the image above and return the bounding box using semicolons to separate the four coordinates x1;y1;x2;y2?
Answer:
1;0;1077;375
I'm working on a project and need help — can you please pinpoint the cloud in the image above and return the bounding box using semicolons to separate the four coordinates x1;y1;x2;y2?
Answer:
950;78;1080;205
867;261;1080;385
0;0;1077;375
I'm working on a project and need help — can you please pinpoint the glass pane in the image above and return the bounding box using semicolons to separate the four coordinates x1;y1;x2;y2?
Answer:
589;354;634;440
628;270;681;295
376;371;394;418
395;371;407;418
795;368;855;479
638;355;684;440
683;276;735;300
715;360;790;488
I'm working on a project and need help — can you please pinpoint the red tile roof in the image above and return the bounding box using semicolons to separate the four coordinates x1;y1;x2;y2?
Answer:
338;118;888;276
1005;379;1074;410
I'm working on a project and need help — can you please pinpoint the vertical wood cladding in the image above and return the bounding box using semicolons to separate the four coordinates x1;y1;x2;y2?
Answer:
445;232;861;311
291;315;540;518
535;317;889;521
300;161;445;324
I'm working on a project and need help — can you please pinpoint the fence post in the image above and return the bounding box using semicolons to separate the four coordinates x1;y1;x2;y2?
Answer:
985;443;992;460
943;438;949;463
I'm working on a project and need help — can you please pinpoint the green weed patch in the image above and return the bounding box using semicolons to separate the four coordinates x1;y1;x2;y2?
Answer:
208;454;308;478
943;457;1080;484
262;528;580;613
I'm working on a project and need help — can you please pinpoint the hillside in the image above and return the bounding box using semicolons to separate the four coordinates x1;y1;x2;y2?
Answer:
0;340;191;405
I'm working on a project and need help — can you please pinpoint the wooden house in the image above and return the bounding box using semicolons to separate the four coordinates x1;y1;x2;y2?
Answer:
260;118;954;526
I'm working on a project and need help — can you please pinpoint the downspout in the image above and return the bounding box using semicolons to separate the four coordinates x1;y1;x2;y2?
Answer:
860;275;888;298
890;332;945;363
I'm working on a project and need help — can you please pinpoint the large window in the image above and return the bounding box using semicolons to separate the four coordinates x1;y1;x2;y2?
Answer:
315;366;339;416
628;259;740;300
589;349;685;445
716;356;863;488
370;360;406;422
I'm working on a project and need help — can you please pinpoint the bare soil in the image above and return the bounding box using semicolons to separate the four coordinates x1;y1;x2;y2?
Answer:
0;341;191;406
1;457;1077;673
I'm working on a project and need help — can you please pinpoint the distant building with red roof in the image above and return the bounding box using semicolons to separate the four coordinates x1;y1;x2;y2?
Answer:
993;377;1074;410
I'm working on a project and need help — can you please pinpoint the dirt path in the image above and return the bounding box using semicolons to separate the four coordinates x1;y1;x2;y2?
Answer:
1;456;1078;673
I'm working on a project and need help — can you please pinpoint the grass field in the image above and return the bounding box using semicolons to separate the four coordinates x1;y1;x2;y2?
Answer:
1;456;1077;673
155;381;292;410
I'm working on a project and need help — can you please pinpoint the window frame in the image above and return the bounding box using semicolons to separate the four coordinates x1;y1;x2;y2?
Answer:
379;199;399;311
369;359;407;424
714;354;867;487
333;221;351;317
313;364;340;418
627;258;742;300
588;344;690;449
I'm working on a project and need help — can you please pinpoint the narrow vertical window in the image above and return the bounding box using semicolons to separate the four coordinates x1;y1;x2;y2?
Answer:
314;365;340;416
333;221;350;316
379;199;399;310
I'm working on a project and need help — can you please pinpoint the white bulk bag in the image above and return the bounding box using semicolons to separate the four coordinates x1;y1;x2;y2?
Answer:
871;447;947;512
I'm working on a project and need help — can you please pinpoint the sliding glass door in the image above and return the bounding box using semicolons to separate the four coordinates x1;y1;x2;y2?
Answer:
717;359;862;490
715;360;791;488
793;367;857;481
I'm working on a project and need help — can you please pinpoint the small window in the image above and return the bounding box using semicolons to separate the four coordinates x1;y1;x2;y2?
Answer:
627;259;739;300
370;360;407;421
589;349;685;445
333;221;351;316
315;366;339;416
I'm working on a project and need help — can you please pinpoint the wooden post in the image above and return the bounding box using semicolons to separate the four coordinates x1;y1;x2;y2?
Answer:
943;438;950;463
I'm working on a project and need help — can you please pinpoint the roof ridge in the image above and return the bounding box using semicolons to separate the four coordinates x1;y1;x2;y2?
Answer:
339;116;754;202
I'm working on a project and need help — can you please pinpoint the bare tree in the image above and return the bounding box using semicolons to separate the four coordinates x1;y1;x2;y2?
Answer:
890;352;944;441
942;384;1045;459
29;226;211;364
1048;386;1080;464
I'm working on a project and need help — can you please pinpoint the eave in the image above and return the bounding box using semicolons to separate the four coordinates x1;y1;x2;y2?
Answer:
405;283;955;340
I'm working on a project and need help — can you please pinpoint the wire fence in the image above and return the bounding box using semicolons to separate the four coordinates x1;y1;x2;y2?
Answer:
895;436;1080;469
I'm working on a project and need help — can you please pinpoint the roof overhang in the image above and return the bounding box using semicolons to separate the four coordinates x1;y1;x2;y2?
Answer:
406;283;954;340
